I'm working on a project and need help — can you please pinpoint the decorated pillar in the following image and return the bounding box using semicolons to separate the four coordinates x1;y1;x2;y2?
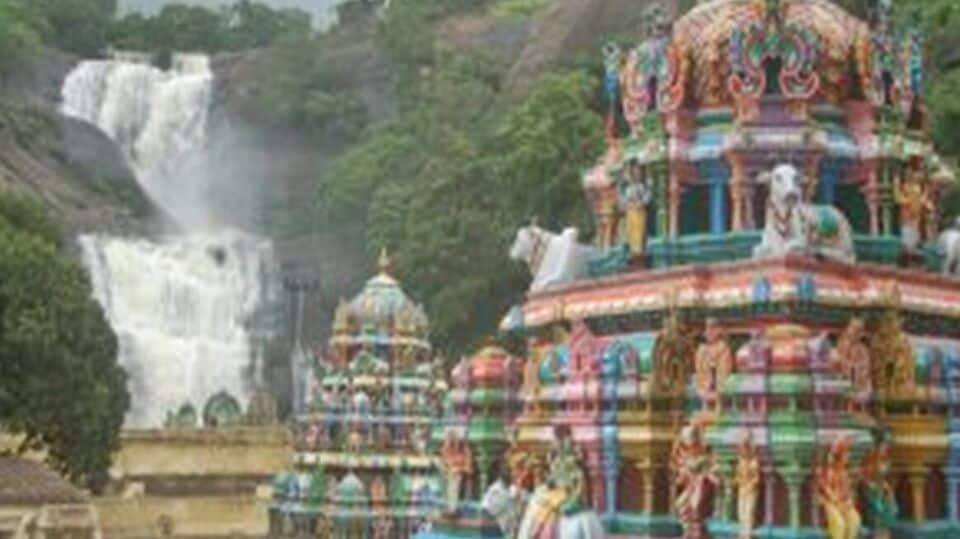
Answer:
946;466;960;522
669;171;684;239
782;465;805;529
862;168;882;236
763;468;776;526
640;461;656;514
711;174;728;234
907;466;929;522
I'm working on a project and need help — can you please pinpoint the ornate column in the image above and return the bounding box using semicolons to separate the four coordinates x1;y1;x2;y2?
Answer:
711;174;728;234
641;461;656;514
764;468;776;526
584;445;607;511
945;465;960;522
907;466;929;522
781;466;805;529
653;161;670;238
475;446;493;498
861;167;881;236
669;171;684;239
729;157;746;232
602;445;620;517
715;462;734;521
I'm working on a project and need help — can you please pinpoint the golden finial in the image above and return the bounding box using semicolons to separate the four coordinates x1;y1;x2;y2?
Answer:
378;247;392;275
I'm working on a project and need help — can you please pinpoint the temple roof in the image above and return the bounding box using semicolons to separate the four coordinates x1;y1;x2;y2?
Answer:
332;249;429;342
673;0;870;107
0;458;87;505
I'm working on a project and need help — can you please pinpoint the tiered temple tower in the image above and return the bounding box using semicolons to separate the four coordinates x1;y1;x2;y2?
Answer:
425;343;524;538
270;251;447;538
497;0;960;538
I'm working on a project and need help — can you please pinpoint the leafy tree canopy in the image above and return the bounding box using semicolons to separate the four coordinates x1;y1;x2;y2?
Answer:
0;195;129;492
107;1;311;57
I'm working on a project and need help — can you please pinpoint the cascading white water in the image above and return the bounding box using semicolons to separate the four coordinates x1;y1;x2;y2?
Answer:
63;54;274;428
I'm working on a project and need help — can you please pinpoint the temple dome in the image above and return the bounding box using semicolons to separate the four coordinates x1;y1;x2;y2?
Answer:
331;249;429;340
672;0;871;107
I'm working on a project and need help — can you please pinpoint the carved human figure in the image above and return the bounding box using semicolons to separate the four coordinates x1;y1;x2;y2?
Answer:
370;476;388;512
618;161;653;261
653;305;694;394
895;157;934;253
506;427;540;491
736;329;770;373
861;434;897;538
372;516;393;539
735;434;760;539
483;470;527;538
523;340;549;414
547;429;586;511
694;318;733;405
835;318;872;398
439;430;474;513
672;425;718;538
816;437;861;539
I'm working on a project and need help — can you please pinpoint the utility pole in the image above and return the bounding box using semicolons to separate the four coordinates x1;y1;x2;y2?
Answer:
283;267;320;417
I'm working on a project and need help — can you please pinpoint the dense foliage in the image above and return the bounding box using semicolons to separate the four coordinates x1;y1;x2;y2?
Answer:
107;1;312;59
241;33;367;140
0;196;129;492
317;4;605;353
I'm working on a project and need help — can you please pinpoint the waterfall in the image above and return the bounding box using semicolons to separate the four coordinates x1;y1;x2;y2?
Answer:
63;54;276;428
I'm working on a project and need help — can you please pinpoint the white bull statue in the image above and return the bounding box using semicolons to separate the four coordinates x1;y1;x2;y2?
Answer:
753;163;856;264
939;217;960;276
510;224;596;292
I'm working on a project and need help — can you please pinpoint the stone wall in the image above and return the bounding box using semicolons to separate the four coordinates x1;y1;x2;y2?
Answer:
95;496;267;538
96;427;291;538
112;428;291;487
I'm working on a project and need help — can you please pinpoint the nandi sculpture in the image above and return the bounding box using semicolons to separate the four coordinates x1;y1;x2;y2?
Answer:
510;223;596;292
938;217;960;275
753;163;855;264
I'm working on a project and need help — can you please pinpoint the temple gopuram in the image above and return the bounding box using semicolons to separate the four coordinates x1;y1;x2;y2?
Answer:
270;251;447;538
488;0;960;537
279;1;960;538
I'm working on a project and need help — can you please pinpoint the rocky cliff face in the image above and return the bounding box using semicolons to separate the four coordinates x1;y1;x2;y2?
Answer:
0;50;153;238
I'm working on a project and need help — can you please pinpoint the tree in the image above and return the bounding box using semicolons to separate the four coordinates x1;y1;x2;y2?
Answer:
28;0;117;56
0;0;41;78
223;1;311;50
318;53;603;353
0;196;129;492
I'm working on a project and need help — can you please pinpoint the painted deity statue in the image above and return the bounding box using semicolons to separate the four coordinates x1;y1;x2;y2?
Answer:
869;297;916;399
671;425;719;538
506;427;541;491
439;430;474;513
694;318;733;407
618;161;653;261
735;434;760;539
834;318;872;403
516;428;604;539
653;299;695;395
895;157;934;253
482;470;527;538
861;434;898;539
816;437;861;539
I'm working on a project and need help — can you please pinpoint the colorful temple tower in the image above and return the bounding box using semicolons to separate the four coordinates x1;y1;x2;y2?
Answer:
495;0;960;538
269;251;447;538
283;1;960;538
425;344;524;538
